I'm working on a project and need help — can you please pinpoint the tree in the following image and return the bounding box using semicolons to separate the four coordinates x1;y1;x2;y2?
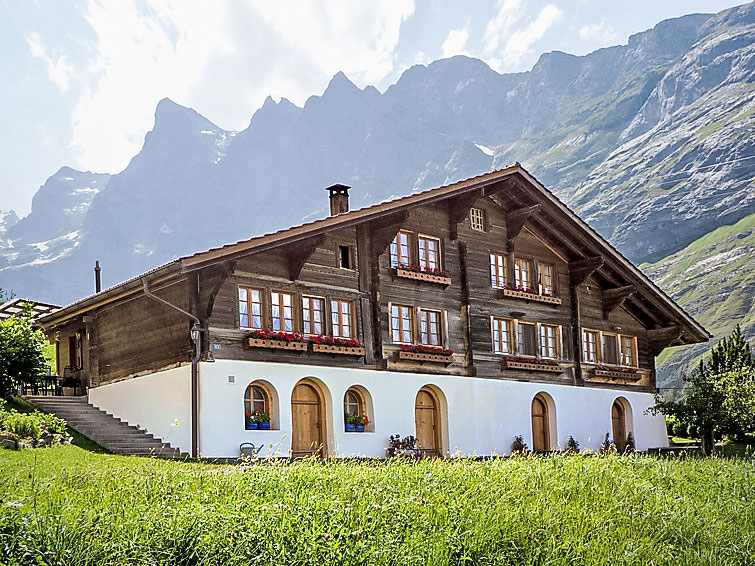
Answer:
0;303;49;398
652;325;755;455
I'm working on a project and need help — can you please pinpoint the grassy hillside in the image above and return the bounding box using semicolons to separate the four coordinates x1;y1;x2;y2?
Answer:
0;446;753;564
642;214;755;391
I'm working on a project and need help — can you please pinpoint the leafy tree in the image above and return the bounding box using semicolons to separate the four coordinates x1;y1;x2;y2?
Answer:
0;303;49;398
652;325;755;455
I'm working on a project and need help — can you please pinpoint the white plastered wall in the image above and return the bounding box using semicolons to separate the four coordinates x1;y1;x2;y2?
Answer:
198;360;668;459
88;365;192;453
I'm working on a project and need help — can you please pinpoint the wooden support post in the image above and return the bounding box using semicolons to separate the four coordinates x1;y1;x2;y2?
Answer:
603;285;635;319
569;286;583;386
458;241;476;376
356;224;375;365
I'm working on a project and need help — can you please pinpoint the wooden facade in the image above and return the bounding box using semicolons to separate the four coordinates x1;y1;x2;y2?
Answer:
39;165;708;396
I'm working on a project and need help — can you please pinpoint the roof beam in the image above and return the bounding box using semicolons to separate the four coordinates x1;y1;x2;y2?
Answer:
603;285;636;319
569;257;604;286
505;204;541;251
648;325;684;357
369;210;410;257
287;236;324;281
447;188;483;239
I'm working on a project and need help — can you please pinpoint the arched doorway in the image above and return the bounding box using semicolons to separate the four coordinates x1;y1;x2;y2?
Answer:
612;400;627;453
291;381;326;458
531;394;551;452
415;388;440;457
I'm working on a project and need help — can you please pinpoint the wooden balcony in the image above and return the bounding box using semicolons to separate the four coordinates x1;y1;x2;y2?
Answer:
498;287;562;306
396;268;451;286
501;357;564;373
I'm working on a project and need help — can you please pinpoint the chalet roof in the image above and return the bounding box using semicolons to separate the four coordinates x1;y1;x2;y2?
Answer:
38;163;709;344
0;298;61;321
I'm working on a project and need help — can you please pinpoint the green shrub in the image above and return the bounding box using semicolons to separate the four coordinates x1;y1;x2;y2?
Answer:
672;419;688;438
2;412;41;439
40;412;67;434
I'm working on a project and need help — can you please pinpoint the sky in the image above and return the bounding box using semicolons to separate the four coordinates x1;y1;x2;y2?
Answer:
0;0;746;217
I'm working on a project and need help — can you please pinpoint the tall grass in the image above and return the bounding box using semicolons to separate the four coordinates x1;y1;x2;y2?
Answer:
0;446;753;565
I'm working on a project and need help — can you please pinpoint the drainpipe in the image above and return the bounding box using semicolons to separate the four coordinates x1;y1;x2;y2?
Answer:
142;278;201;458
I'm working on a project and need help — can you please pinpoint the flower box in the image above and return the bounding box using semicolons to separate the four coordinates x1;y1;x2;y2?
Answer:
247;338;307;351
396;268;451;286
593;368;643;381
498;287;562;306
501;357;564;373
398;350;454;364
311;343;366;356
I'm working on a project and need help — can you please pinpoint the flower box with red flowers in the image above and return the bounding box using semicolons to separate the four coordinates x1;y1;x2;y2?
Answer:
395;264;451;286
592;365;642;381
498;285;562;306
246;329;307;351
309;335;366;356
501;356;564;373
397;344;454;364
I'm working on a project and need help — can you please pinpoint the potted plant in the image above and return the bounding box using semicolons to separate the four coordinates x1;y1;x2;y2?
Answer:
355;413;369;432
245;411;258;430
344;413;357;432
253;410;271;430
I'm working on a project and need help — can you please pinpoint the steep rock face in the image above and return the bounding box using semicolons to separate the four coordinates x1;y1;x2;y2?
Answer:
1;4;752;316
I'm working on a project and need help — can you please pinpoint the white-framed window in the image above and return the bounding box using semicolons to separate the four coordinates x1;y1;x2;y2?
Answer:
470;208;485;231
490;253;506;288
539;324;559;358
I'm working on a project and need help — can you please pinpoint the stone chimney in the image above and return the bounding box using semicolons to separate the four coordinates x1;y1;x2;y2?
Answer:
326;184;350;216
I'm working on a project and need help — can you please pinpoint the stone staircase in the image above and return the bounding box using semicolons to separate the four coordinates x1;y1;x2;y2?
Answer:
24;396;188;458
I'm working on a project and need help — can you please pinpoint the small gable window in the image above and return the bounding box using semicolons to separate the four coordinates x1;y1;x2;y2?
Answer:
470;208;485;231
338;245;353;269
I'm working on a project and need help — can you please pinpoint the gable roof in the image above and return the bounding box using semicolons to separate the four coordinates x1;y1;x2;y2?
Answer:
38;163;709;344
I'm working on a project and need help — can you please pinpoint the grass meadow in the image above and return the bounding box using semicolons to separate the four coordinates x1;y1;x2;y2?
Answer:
0;445;753;565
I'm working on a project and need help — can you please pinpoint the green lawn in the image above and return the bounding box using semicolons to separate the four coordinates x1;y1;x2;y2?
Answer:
0;446;753;565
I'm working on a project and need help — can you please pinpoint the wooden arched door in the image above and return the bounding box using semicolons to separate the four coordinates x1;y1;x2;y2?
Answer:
531;395;550;452
612;400;627;453
415;389;440;457
291;382;325;458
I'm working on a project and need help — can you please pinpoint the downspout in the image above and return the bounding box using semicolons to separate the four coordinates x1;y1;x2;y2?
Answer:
142;278;201;458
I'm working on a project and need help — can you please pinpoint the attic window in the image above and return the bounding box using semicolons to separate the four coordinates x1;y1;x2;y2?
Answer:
470;208;485;231
338;246;353;269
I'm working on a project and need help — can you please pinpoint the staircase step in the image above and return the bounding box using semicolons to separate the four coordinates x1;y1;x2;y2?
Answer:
23;395;184;459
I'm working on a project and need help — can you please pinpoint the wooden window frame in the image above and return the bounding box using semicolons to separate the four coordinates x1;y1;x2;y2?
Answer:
344;388;364;417
492;318;563;360
418;308;444;347
490;252;506;288
517;321;538;357
601;332;620;366
538;323;559;359
239;286;265;330
417;234;442;271
514;257;534;290
582;329;600;363
244;382;273;425
337;245;354;270
620;335;639;368
491;316;513;354
330;298;355;339
301;295;326;336
470;208;485;231
537;262;556;296
390;230;413;268
389;303;415;344
270;290;297;333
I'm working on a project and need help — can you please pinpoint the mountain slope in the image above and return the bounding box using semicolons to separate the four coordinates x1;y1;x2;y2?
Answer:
643;214;755;390
0;3;752;320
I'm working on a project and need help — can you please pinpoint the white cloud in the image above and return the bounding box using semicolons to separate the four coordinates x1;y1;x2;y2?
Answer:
56;0;414;176
484;2;563;72
579;22;617;44
26;32;74;92
441;26;469;58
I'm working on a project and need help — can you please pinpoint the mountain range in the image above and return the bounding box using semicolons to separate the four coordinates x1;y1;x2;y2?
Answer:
1;3;753;386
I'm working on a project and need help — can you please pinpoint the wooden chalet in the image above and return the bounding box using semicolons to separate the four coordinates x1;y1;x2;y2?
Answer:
37;164;708;458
